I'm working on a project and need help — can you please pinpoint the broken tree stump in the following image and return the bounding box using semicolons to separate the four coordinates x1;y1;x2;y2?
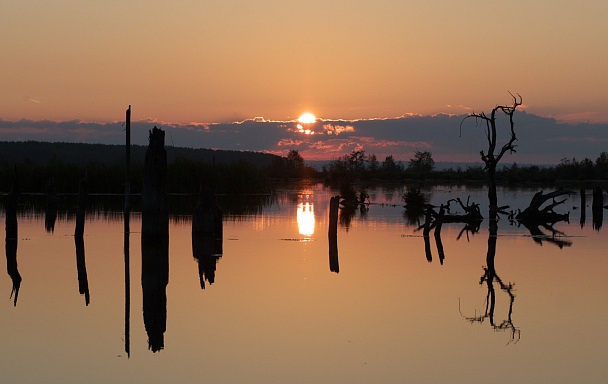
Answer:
192;178;223;289
5;167;21;305
328;195;340;273
74;171;88;238
516;189;571;224
141;127;169;241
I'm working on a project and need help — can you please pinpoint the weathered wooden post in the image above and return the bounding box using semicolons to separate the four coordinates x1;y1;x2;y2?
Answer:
422;206;433;262
125;105;131;229
5;166;21;305
74;171;88;238
124;105;131;357
580;187;586;228
75;235;90;305
141;126;169;352
592;186;603;231
141;127;169;240
434;204;445;265
45;177;58;233
328;195;339;273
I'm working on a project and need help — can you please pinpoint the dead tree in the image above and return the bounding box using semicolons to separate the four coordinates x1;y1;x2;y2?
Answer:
516;189;571;223
461;93;522;218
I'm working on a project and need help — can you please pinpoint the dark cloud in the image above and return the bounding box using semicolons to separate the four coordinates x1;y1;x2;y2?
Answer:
1;112;607;164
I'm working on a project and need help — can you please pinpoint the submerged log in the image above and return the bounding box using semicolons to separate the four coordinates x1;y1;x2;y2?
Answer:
141;127;169;241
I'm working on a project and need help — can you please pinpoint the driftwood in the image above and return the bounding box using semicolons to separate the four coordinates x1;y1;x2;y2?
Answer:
516;189;571;224
418;196;483;263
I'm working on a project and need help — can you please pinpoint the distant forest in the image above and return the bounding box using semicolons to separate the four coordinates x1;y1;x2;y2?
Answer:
0;141;284;194
2;141;608;196
0;141;278;166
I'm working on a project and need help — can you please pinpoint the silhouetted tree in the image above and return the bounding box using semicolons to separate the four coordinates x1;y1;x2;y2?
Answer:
461;93;522;217
286;149;304;171
408;150;435;177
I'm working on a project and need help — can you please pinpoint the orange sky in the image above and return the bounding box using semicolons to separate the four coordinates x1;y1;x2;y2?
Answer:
2;1;608;124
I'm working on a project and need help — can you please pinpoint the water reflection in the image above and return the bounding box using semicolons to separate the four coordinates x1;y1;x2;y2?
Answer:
5;170;21;306
141;238;169;352
328;196;339;273
192;179;223;289
74;236;90;305
297;202;315;237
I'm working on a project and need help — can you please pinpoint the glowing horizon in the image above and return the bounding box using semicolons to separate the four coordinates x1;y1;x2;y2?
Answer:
2;1;607;125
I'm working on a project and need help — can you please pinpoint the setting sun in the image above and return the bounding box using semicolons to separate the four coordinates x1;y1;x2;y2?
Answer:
298;112;316;124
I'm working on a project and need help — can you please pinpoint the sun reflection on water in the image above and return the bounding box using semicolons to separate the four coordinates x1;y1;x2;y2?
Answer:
297;202;315;236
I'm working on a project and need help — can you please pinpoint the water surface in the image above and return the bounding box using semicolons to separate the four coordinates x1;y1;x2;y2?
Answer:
1;183;607;383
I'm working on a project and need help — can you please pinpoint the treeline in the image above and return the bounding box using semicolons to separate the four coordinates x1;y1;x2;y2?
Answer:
0;141;290;194
316;149;608;184
0;141;279;167
0;158;275;195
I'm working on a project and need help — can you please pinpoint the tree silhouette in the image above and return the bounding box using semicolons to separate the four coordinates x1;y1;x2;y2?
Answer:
461;93;522;217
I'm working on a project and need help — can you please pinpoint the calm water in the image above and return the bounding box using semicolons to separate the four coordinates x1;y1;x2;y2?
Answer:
2;183;607;383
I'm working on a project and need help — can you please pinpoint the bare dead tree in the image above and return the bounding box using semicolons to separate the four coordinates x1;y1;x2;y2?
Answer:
461;93;522;218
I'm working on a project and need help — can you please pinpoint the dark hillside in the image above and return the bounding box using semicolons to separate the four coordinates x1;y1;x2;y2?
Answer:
0;141;279;166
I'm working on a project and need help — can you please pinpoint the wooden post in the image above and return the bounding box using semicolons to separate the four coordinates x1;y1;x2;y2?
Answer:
141;126;169;240
434;205;445;265
5;166;21;305
124;105;131;357
592;186;603;231
328;195;339;273
125;105;131;230
580;187;586;228
74;171;88;238
141;126;169;352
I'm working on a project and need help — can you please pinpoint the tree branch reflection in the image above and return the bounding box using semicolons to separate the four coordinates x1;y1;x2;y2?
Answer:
460;219;520;344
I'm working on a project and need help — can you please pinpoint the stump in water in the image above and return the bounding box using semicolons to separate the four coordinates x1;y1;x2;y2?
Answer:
45;177;58;233
75;236;90;305
141;237;168;352
74;172;88;238
5;167;21;305
516;189;571;224
328;195;340;273
579;187;586;228
192;178;223;289
142;127;169;241
592;186;603;231
141;127;169;352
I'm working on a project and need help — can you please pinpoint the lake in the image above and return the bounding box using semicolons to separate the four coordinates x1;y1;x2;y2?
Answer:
1;182;607;383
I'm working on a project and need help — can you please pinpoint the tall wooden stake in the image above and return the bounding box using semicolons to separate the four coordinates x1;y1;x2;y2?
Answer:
125;105;131;220
124;105;131;358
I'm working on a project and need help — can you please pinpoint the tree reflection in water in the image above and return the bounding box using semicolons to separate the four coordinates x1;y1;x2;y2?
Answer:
460;218;520;344
410;188;575;344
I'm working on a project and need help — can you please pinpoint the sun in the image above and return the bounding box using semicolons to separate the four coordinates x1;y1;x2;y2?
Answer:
298;112;316;124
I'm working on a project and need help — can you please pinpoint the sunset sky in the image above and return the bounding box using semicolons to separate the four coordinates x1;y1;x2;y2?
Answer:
2;1;608;163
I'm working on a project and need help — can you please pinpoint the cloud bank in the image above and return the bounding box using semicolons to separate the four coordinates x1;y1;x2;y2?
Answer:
1;112;607;165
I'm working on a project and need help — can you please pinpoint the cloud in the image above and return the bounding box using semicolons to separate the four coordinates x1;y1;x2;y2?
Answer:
323;124;355;135
2;112;608;164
